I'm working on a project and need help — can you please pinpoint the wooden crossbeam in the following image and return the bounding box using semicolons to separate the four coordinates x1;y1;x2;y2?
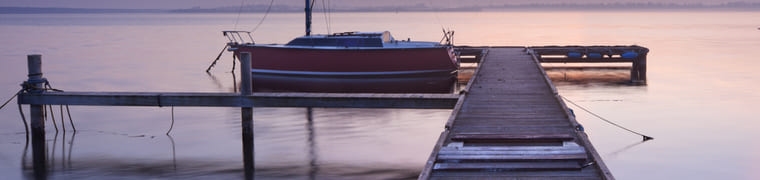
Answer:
17;91;460;109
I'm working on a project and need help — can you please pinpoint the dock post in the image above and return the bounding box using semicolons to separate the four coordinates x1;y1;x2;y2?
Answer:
638;52;647;84
239;52;254;179
631;50;648;85
26;54;48;179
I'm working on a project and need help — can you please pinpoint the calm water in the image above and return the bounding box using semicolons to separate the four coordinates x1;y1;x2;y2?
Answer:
1;11;760;179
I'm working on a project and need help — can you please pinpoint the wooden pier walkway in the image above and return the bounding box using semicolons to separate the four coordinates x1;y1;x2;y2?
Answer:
419;47;613;179
16;45;644;179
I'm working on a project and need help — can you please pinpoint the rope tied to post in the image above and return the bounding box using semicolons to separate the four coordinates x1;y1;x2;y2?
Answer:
21;78;64;93
561;95;653;141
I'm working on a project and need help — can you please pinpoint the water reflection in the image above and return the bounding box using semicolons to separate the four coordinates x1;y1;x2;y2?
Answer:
306;108;318;180
544;67;634;85
20;106;432;180
22;131;77;180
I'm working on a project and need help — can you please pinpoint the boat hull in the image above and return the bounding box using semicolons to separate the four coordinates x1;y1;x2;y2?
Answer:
233;45;458;77
252;74;456;93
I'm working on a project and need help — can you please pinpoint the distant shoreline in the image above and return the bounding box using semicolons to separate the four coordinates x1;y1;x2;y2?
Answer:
3;3;760;14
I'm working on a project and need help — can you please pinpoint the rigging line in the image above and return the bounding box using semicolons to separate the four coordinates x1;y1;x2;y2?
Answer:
233;0;247;30
429;0;445;30
321;0;332;34
251;0;275;33
560;95;654;141
327;0;332;34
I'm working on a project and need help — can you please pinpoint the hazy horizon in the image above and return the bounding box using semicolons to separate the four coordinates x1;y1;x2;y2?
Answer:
3;0;760;10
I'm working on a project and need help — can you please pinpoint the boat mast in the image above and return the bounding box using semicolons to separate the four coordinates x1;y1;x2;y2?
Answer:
305;0;312;36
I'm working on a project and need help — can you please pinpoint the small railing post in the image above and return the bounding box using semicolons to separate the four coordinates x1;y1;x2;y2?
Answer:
26;54;48;179
239;52;254;179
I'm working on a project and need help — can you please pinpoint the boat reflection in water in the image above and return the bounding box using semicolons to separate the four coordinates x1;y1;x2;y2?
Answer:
252;73;457;94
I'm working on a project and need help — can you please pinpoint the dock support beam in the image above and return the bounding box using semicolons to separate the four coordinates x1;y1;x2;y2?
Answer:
26;54;48;179
239;53;254;179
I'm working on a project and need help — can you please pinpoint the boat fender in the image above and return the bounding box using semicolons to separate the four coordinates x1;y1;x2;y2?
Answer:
622;51;639;59
567;52;582;58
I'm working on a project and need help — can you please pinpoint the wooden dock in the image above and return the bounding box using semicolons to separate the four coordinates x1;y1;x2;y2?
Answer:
15;45;648;179
419;47;613;179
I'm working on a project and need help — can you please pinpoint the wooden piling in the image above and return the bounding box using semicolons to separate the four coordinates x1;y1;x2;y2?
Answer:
239;53;254;179
26;54;48;179
631;52;648;85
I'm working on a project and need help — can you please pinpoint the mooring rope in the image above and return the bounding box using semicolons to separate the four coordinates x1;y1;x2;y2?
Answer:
166;106;175;135
18;104;29;142
560;95;654;141
66;105;76;131
0;90;21;110
12;78;77;135
47;105;58;132
59;105;66;132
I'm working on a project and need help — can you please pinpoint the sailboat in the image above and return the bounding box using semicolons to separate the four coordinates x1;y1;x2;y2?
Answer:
221;0;459;77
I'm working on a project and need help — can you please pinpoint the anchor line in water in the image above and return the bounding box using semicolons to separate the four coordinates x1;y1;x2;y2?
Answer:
206;44;229;72
251;0;276;34
166;106;175;135
561;95;654;141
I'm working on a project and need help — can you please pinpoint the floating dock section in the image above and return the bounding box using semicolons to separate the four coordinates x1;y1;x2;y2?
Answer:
530;45;649;84
419;47;615;179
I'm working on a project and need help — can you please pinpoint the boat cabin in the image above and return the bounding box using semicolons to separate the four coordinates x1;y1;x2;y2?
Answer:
285;31;395;48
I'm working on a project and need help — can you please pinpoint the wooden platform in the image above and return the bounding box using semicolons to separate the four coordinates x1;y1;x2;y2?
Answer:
419;47;613;179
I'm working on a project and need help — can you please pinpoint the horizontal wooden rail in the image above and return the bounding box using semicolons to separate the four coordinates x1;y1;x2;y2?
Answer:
18;91;460;109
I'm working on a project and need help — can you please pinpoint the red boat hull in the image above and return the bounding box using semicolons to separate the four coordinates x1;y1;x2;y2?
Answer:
233;45;458;77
